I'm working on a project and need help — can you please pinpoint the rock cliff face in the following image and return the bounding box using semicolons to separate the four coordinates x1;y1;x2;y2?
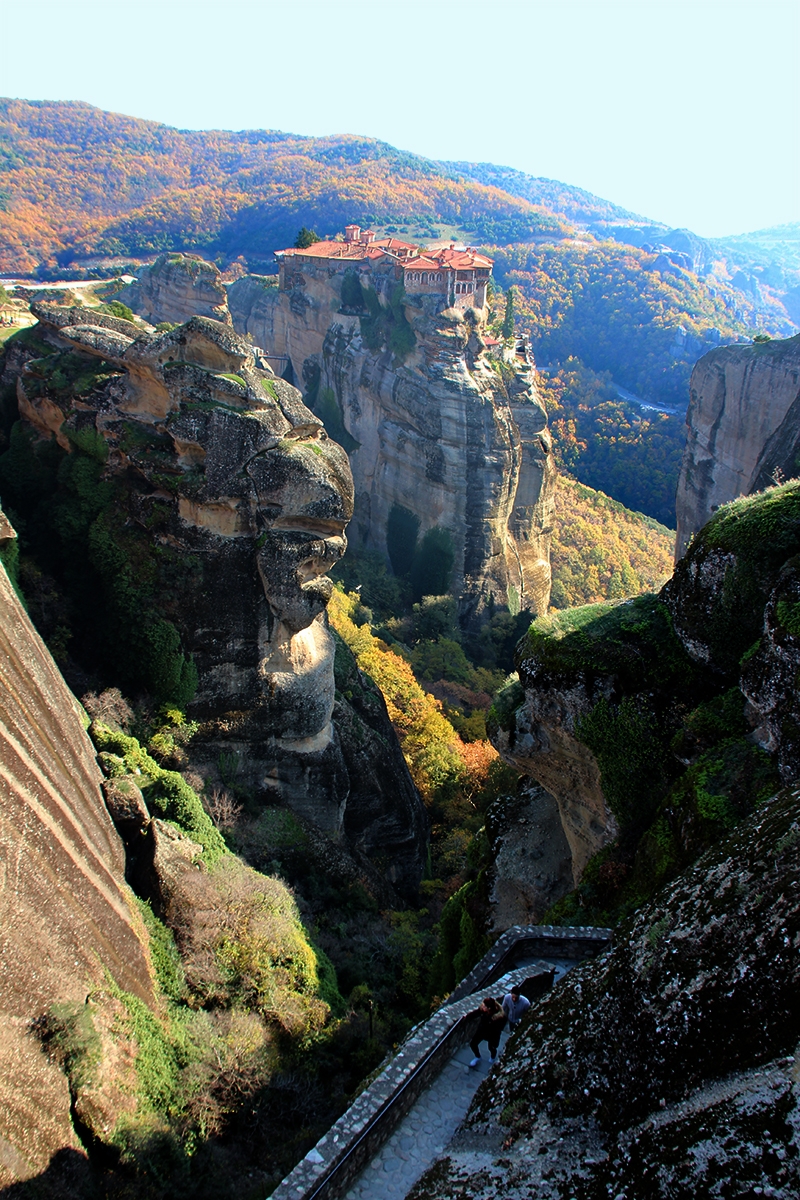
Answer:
675;333;800;558
8;303;427;894
410;783;800;1200
0;509;154;1187
119;252;232;327
228;275;556;622
483;783;572;933
491;481;800;918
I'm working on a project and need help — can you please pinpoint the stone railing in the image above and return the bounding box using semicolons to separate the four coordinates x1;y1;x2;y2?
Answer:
267;925;612;1200
447;923;612;1003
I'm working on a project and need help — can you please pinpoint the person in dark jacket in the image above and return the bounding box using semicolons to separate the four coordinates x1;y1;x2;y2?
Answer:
468;996;506;1067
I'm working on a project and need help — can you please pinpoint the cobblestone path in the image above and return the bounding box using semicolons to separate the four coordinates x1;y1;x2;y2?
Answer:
342;958;577;1200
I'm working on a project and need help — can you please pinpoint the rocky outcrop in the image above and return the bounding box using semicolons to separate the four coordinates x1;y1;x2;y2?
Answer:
10;303;427;894
119;252;232;327
491;482;800;909
675;333;800;558
229;276;556;622
663;479;800;785
410;783;800;1200
0;509;154;1187
484;783;572;931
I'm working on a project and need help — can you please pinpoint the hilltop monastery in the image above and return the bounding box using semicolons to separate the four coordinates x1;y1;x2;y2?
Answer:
276;224;493;310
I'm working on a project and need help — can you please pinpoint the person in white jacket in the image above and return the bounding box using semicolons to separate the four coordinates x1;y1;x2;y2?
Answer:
502;987;531;1031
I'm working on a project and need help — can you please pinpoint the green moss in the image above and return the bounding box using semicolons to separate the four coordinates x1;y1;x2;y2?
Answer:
359;284;416;362
430;876;490;994
217;372;246;388
65;425;109;463
672;737;778;834
578;695;667;830
106;978;182;1118
670;688;747;761
96;300;135;322
776;598;800;635
137;899;186;1002
683;482;800;673
521;595;694;692
314;386;360;454
486;674;524;734
40;1002;101;1091
24;348;117;401
0;421;199;705
91;723;226;863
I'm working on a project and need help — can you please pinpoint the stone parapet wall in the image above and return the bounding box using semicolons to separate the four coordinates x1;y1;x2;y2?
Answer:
268;994;483;1200
268;925;611;1200
447;923;613;1004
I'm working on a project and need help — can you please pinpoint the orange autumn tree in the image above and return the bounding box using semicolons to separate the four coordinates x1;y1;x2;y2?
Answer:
329;585;513;791
328;586;464;802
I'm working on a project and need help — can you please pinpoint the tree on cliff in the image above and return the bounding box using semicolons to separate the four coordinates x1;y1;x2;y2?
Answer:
502;286;515;339
294;226;321;249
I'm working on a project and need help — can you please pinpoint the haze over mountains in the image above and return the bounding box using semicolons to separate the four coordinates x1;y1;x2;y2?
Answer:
3;98;798;528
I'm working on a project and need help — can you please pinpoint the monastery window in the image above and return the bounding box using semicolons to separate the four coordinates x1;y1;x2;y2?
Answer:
468;283;474;293
421;273;427;283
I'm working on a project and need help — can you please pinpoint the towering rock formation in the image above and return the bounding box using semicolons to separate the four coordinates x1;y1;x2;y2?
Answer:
8;302;427;895
675;333;800;557
118;252;232;327
0;507;154;1187
490;480;800;919
228;249;556;623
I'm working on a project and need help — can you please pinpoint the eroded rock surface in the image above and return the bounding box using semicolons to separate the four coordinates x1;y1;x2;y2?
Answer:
675;333;800;558
0;512;153;1186
492;482;800;903
484;783;573;931
9;303;428;894
229;274;556;622
410;785;800;1200
119;252;232;326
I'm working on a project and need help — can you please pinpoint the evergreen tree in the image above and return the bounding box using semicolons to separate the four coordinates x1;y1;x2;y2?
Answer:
294;227;321;249
501;286;515;339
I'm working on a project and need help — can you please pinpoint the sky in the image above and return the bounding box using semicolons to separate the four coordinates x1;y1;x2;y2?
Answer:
1;0;798;238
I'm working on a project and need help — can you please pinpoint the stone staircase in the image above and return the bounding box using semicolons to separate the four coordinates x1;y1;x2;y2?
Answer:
267;925;612;1200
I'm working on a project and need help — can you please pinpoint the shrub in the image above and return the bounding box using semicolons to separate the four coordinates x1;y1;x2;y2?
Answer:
98;299;135;321
410;526;455;601
386;503;419;577
340;270;366;311
90;722;226;862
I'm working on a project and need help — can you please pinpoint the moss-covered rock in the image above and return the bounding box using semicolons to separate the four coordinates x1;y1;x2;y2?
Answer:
663;479;800;675
490;483;800;924
411;784;800;1200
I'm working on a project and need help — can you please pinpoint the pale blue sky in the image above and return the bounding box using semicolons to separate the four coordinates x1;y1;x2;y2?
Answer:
2;0;797;238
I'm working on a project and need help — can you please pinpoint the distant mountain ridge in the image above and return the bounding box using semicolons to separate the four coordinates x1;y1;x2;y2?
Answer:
0;98;796;526
0;99;794;307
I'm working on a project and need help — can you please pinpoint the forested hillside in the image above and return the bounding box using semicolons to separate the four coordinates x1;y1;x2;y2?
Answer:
549;475;674;608
0;99;564;274
1;98;794;523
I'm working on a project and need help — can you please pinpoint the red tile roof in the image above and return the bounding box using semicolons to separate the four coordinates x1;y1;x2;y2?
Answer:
280;240;366;260
373;237;419;252
277;230;493;272
403;255;443;271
